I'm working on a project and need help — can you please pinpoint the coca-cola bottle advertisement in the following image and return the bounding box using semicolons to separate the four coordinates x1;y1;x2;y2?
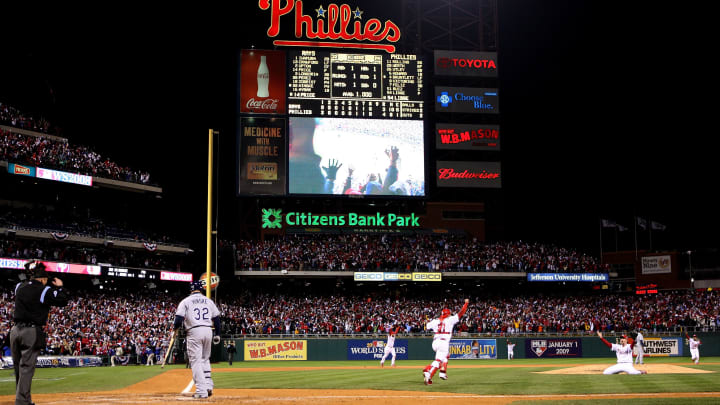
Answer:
239;49;286;114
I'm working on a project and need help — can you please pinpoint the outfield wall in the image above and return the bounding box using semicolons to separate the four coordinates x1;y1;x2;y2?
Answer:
212;333;720;363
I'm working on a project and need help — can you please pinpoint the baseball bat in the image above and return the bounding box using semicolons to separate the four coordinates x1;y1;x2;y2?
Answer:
161;329;178;369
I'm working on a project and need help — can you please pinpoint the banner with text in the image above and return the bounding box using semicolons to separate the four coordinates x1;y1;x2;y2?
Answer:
436;161;501;188
641;255;672;275
435;87;499;114
643;337;682;357
527;273;609;282
449;339;497;360
434;50;498;77
436;124;500;151
244;340;307;361
353;272;441;282
526;339;582;358
7;163;36;177
238;117;287;195
347;339;409;360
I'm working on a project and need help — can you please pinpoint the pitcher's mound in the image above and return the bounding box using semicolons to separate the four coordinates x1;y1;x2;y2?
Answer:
538;364;713;375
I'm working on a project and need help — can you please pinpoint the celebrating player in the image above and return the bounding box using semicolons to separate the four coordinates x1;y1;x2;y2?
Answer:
686;333;702;364
507;340;516;360
597;331;647;375
422;298;469;385
174;280;221;399
380;325;401;368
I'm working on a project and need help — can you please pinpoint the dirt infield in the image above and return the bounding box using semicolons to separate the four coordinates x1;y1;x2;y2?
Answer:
538;363;714;375
1;366;719;405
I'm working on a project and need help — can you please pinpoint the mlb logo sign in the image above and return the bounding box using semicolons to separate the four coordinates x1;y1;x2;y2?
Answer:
531;340;548;357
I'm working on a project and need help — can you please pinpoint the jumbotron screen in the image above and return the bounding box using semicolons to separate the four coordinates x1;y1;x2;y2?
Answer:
287;50;423;119
288;117;425;196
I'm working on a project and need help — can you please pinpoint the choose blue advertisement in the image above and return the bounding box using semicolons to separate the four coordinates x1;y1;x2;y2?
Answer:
347;339;408;360
449;339;497;360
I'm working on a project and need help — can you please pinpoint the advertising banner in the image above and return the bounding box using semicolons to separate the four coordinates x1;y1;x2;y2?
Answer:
160;271;193;282
527;273;609;282
449;339;497;360
526;339;582;358
0;258;100;275
435;87;499;114
436;161;501;188
643;337;682;357
434;50;498;77
239;49;286;114
36;167;92;186
238;117;287;195
353;272;441;282
244;340;307;361
436;123;500;151
7;163;36;177
1;356;103;369
641;255;672;275
347;339;409;360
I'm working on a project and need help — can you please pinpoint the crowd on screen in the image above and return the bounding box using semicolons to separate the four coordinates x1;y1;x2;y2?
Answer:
0;129;152;185
0;102;52;134
0;237;184;271
1;286;718;361
232;235;610;273
0;205;185;246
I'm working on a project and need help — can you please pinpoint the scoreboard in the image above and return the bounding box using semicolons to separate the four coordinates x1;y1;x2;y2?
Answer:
287;50;423;119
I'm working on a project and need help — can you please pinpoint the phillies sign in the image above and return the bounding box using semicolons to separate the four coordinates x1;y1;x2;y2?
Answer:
434;50;498;77
259;0;401;53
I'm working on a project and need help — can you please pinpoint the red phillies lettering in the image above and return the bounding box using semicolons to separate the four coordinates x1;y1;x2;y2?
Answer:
261;0;400;43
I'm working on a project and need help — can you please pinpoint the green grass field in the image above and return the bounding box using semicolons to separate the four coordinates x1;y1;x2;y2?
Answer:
1;357;719;403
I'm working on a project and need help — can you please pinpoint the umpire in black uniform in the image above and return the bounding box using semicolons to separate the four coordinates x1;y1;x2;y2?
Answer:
10;261;69;405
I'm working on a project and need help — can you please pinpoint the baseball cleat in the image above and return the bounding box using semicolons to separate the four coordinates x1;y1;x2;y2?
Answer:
423;371;432;385
380;362;384;367
640;370;647;374
439;372;448;380
192;393;209;399
207;389;213;397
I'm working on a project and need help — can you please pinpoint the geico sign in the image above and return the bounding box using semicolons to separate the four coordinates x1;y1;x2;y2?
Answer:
354;272;384;281
412;273;442;281
384;273;412;281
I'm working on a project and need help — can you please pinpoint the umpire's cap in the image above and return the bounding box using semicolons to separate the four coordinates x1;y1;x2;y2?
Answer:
25;261;50;279
190;280;205;293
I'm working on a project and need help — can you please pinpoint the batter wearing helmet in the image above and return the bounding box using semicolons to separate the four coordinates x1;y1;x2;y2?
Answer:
174;280;221;399
422;299;469;385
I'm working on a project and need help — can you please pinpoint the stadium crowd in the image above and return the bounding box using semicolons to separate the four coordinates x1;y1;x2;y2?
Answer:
1;286;718;361
233;235;610;273
217;289;720;336
0;237;184;271
1;205;185;246
0;102;52;134
1;129;152;184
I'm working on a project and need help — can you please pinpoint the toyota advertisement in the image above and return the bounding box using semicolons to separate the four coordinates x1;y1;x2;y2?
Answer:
434;50;498;77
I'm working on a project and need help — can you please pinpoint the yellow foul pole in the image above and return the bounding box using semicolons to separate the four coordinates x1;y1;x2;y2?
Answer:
206;129;214;298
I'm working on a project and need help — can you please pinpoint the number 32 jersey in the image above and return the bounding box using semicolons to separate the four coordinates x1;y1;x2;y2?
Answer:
176;292;220;330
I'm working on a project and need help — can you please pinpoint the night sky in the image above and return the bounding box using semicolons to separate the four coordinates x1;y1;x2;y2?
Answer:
0;1;715;255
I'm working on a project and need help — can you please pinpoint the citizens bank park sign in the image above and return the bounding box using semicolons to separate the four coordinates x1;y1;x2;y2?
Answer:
259;0;401;53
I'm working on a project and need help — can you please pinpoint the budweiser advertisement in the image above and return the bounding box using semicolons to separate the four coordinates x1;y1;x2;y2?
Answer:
435;87;499;114
238;117;287;196
436;161;502;188
240;49;287;114
434;50;498;77
436;124;500;151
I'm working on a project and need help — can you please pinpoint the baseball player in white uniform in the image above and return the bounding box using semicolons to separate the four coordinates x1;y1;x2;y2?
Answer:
422;299;469;385
634;330;644;365
597;331;647;375
507;340;516;360
380;325;401;367
174;281;221;399
686;333;701;364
